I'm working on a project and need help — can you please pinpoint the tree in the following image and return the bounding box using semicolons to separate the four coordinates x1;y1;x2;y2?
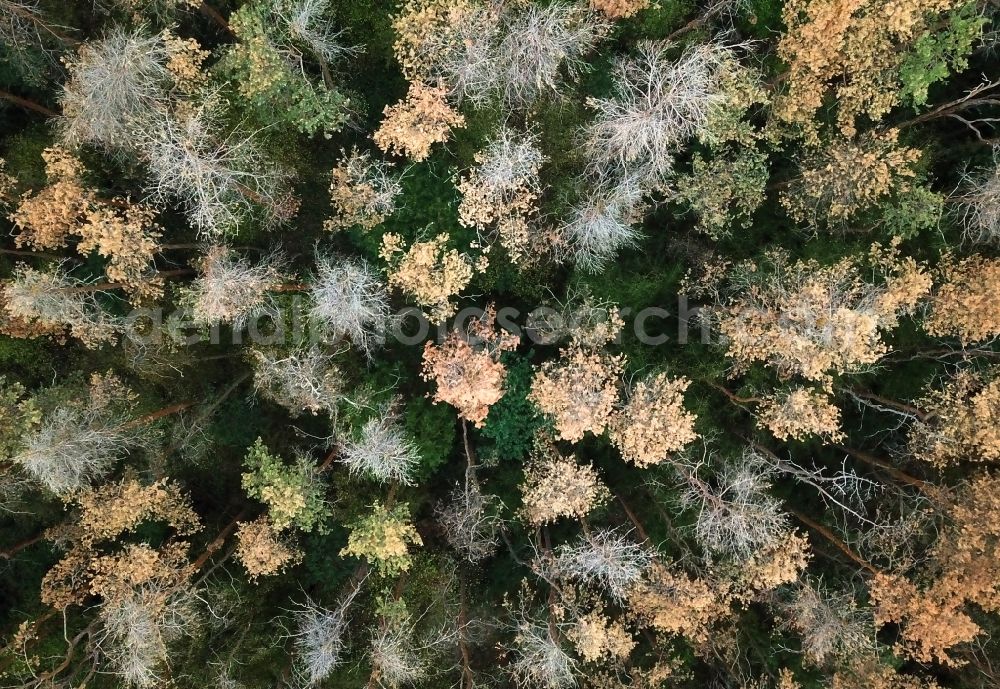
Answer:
219;0;353;136
609;372;698;467
872;473;1000;665
757;387;845;443
437;470;503;563
675;447;790;560
908;368;1000;467
340;405;421;485
489;1;607;110
251;347;344;419
324;148;402;232
782;130;923;230
182;245;285;329
584;41;735;182
520;442;609;525
560;174;646;272
530;345;624;442
589;0;649;19
783;581;875;666
952;148;1000;244
675;147;768;239
137;101;294;236
508;605;579;689
421;306;519;426
774;0;980;140
715;243;931;384
340;501;423;576
552;528;654;602
242;437;330;532
457;126;546;265
374;81;465;161
924;254;1000;345
235;516;303;580
59;27;173;148
290;590;359;687
380;231;475;321
3;262;120;347
308;253;393;356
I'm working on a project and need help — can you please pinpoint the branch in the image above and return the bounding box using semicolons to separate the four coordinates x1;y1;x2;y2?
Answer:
789;509;878;575
833;444;930;492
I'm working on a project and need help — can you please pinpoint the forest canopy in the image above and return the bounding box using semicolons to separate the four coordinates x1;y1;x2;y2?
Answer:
2;1;1000;688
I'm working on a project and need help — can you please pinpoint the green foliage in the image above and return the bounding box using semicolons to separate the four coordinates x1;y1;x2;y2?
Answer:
0;375;40;458
481;352;541;461
899;4;985;108
877;184;944;239
404;396;455;480
218;2;352;137
241;437;330;532
675;147;769;239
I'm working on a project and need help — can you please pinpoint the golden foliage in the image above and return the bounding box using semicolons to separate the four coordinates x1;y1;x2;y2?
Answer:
421;306;519;426
924;254;1000;345
589;0;649;19
392;0;478;81
736;530;811;595
718;243;930;385
782;130;920;227
235;517;303;581
9;146;162;299
775;0;962;140
373;82;465;161
78;202;162;300
161;30;208;92
521;443;609;525
76;478;201;546
610;373;698;467
569;610;635;663
380;232;475;321
456;133;546;265
872;474;1000;665
530;345;624;443
626;563;729;643
758;387;845;442
909;369;1000;467
324;149;399;232
10;146;91;250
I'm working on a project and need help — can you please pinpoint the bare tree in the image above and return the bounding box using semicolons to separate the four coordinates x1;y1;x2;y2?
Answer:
289;588;361;687
437;474;503;564
98;589;200;688
490;2;607;109
0;0;73;82
183;245;285;329
952;147;1000;244
551;527;654;602
12;401;144;495
59;27;172;148
251;347;344;418
340;405;421;486
508;610;578;689
279;0;361;64
3;262;120;347
561;173;646;272
584;41;732;181
308;254;393;356
137;102;292;236
673;447;789;560
783;580;875;666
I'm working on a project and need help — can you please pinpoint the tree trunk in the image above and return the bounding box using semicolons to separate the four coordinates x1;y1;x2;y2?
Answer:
0;89;58;118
